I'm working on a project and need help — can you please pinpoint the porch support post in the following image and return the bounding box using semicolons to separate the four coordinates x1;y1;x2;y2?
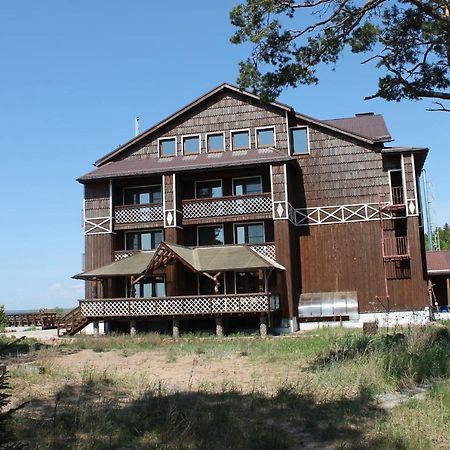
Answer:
259;314;268;338
172;318;180;338
215;317;224;337
130;320;137;336
447;276;450;307
93;320;99;336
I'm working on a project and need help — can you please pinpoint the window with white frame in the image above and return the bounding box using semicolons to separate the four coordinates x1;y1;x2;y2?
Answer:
197;225;224;246
126;230;163;251
233;177;262;196
182;135;200;154
195;180;223;198
231;129;250;150
234;222;265;244
290;127;309;154
256;127;275;147
159;137;176;157
206;132;225;152
124;185;162;205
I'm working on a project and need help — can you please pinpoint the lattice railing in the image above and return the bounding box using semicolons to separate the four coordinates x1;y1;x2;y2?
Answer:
79;293;279;317
115;204;164;224
292;202;395;227
249;243;276;261
182;193;272;219
113;250;142;261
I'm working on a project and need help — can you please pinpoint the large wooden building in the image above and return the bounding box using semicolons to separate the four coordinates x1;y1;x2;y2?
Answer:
68;83;429;335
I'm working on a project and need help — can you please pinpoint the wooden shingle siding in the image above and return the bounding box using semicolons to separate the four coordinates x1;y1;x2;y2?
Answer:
118;92;288;161
84;182;110;218
294;125;389;207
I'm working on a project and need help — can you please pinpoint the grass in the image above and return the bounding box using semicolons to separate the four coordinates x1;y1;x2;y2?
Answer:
2;323;450;449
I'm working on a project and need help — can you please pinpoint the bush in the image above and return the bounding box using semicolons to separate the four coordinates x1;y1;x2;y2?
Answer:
0;306;7;331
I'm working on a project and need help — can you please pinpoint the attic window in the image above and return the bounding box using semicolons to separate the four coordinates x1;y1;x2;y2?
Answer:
231;129;250;150
256;127;275;147
182;135;200;154
159;137;176;157
290;127;309;155
206;132;225;152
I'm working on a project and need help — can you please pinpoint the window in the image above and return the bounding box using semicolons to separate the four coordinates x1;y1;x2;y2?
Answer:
182;135;200;154
133;276;166;298
195;180;222;198
124;185;162;205
231;130;250;150
290;127;309;154
198;273;225;295
159;137;176;157
256;127;275;147
197;225;224;246
126;230;163;251
235;272;261;294
233;177;262;196
206;133;224;152
234;223;265;244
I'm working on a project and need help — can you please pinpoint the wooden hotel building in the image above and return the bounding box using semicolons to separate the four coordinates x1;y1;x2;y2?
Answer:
66;84;429;335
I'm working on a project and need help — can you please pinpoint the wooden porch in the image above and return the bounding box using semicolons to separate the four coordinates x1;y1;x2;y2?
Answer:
79;293;279;318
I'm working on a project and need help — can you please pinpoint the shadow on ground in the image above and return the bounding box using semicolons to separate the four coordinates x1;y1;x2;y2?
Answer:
7;376;410;450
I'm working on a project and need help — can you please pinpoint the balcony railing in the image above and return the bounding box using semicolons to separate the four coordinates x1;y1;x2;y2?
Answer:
113;250;142;261
182;193;272;220
248;243;276;261
79;293;279;318
383;236;410;260
115;203;164;224
391;186;405;205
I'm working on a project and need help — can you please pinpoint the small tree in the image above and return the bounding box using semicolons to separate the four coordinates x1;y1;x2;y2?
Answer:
0;306;7;332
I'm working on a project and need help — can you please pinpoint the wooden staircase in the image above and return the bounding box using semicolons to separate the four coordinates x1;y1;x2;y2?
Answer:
57;306;91;336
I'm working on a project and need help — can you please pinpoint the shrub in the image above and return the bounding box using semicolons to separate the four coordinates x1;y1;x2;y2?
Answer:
0;306;7;331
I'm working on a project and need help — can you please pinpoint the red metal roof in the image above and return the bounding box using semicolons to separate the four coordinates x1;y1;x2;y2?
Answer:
78;147;293;182
323;114;391;142
427;251;450;274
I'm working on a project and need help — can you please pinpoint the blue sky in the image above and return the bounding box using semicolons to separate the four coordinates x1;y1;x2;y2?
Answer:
0;1;448;310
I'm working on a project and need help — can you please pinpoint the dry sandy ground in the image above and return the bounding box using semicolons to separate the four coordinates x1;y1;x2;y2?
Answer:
2;328;60;341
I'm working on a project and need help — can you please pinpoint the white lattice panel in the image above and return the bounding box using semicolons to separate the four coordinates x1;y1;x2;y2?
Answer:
113;250;140;261
115;205;164;224
79;294;275;317
249;244;276;261
183;195;271;219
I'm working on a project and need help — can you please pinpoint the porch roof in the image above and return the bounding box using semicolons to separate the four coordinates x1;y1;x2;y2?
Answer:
151;243;284;272
73;251;155;279
73;243;284;280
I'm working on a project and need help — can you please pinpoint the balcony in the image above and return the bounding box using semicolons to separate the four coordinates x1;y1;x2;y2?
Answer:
182;193;272;225
383;236;410;260
79;293;279;318
380;187;405;213
114;203;164;229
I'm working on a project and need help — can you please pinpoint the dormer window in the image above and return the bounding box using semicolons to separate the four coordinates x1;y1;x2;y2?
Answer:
159;137;176;157
231;129;250;150
182;135;201;155
256;127;275;147
290;127;309;155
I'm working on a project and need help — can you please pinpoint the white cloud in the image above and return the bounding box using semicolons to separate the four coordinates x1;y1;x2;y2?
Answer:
71;283;84;290
49;283;62;291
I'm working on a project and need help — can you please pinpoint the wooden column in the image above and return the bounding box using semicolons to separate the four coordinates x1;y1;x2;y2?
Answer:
130;320;137;336
447;276;450;307
172;318;180;338
92;320;99;336
215;317;224;337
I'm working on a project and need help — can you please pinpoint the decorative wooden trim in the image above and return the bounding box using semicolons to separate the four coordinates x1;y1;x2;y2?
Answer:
115;204;164;224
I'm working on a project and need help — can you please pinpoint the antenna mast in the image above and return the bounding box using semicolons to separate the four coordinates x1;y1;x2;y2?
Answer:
134;116;140;137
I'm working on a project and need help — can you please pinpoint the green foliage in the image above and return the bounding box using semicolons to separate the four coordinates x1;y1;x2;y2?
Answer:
0;306;7;331
425;223;450;250
230;0;450;109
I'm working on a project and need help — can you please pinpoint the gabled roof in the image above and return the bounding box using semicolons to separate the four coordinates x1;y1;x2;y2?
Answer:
427;251;450;274
78;147;293;182
92;83;388;169
73;243;284;280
